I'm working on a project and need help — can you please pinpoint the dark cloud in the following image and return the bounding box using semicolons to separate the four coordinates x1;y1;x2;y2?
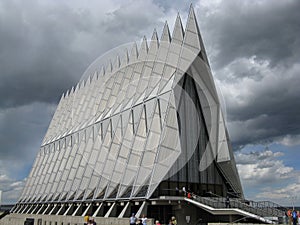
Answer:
195;0;300;148
0;1;91;108
153;0;190;13
198;0;300;70
0;0;167;110
0;0;300;204
224;61;300;149
0;0;166;203
105;0;164;38
0;103;55;177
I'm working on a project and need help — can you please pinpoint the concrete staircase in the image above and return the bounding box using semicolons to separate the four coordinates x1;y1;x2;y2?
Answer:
185;194;286;224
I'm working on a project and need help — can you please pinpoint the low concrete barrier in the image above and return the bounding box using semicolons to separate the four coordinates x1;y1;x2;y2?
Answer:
0;213;154;225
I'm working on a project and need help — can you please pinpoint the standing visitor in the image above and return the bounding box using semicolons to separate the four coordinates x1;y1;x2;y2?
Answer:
141;214;147;225
91;218;96;225
225;196;230;208
182;186;186;196
155;220;161;225
171;216;177;225
288;209;292;225
130;213;137;225
84;215;89;225
292;210;298;225
187;192;192;199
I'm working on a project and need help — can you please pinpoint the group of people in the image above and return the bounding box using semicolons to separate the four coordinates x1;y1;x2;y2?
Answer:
84;215;96;225
130;214;177;225
286;209;299;225
130;214;148;225
153;216;177;225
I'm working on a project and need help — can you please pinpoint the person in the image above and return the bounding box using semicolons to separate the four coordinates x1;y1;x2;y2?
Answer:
155;220;161;225
141;214;147;225
225;196;230;208
137;219;143;225
168;219;173;225
84;215;89;225
292;209;298;225
90;218;96;225
187;192;192;199
287;209;292;225
171;216;177;225
175;187;179;196
182;186;187;197
130;213;137;225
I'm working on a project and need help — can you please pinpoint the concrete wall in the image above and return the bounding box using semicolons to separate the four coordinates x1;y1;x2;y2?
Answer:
0;213;154;225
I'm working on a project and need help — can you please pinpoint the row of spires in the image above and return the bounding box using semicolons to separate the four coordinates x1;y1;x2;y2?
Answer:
61;5;207;100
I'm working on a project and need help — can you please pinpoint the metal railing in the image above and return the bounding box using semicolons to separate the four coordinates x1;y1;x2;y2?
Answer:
190;193;286;218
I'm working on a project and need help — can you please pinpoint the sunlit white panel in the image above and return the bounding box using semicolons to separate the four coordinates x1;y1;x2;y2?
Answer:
131;167;152;197
147;163;169;198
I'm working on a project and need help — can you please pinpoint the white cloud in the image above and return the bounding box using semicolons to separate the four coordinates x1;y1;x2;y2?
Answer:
278;134;300;147
235;148;300;205
0;174;25;204
236;149;293;185
256;181;300;205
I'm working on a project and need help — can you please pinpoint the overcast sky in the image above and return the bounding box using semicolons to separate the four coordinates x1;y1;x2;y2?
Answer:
0;0;300;206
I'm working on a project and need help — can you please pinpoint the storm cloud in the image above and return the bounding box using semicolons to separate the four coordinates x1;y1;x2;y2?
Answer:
194;0;300;149
0;0;299;204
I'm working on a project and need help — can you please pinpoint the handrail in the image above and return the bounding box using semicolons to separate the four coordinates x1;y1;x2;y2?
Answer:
189;193;285;218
